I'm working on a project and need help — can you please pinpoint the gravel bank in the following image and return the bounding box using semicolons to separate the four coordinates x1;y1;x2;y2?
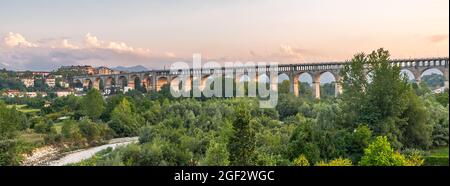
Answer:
45;137;138;166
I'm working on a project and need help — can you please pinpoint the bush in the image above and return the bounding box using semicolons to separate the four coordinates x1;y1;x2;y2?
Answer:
79;119;102;144
405;153;424;166
359;136;411;166
293;154;310;166
316;157;353;166
121;143;142;166
45;127;63;144
0;140;23;165
139;125;154;144
34;122;50;134
61;120;86;146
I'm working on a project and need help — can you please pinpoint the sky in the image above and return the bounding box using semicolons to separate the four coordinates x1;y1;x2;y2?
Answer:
0;0;448;71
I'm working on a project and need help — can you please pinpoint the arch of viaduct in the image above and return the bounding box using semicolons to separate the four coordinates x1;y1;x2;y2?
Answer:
73;57;449;99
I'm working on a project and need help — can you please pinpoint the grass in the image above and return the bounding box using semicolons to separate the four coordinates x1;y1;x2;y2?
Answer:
6;104;40;113
425;146;449;166
429;146;449;156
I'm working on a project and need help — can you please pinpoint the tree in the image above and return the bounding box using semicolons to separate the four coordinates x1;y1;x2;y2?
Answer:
434;89;449;107
0;72;26;91
348;125;372;162
298;83;313;98
278;80;291;94
101;94;128;121
339;53;369;128
0;102;25;165
202;140;230;166
287;116;321;163
108;98;141;137
340;48;414;149
228;103;256;166
80;89;104;120
320;83;336;99
362;49;409;140
276;94;304;119
400;89;431;149
141;101;162;125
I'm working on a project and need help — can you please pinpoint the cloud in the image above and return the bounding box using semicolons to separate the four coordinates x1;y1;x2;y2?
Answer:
247;45;325;63
164;52;176;58
279;44;305;59
0;32;182;71
84;33;102;48
2;32;38;48
61;39;79;49
1;33;329;71
83;33;151;56
428;34;448;43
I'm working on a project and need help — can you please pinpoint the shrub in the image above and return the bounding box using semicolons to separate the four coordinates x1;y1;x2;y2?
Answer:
79;119;102;144
45;127;62;144
316;157;353;166
293;154;310;166
61;120;86;146
359;136;410;166
34;121;51;134
402;149;425;166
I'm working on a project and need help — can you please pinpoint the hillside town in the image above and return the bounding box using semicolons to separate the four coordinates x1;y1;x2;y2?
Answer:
0;65;123;98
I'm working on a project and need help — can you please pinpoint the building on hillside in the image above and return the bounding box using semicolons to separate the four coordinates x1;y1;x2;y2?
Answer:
60;65;97;75
39;92;48;97
45;78;56;87
26;92;37;98
16;71;50;78
74;87;84;92
32;71;50;77
56;90;74;97
59;81;70;88
3;90;22;98
21;78;35;87
44;101;51;108
97;66;113;75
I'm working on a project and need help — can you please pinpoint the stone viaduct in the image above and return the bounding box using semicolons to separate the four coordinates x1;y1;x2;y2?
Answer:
73;57;449;99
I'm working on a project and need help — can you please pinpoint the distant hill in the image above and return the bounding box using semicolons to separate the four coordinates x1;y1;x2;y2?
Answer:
112;65;149;72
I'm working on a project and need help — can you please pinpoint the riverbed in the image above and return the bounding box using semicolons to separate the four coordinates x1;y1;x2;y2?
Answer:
45;137;138;166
